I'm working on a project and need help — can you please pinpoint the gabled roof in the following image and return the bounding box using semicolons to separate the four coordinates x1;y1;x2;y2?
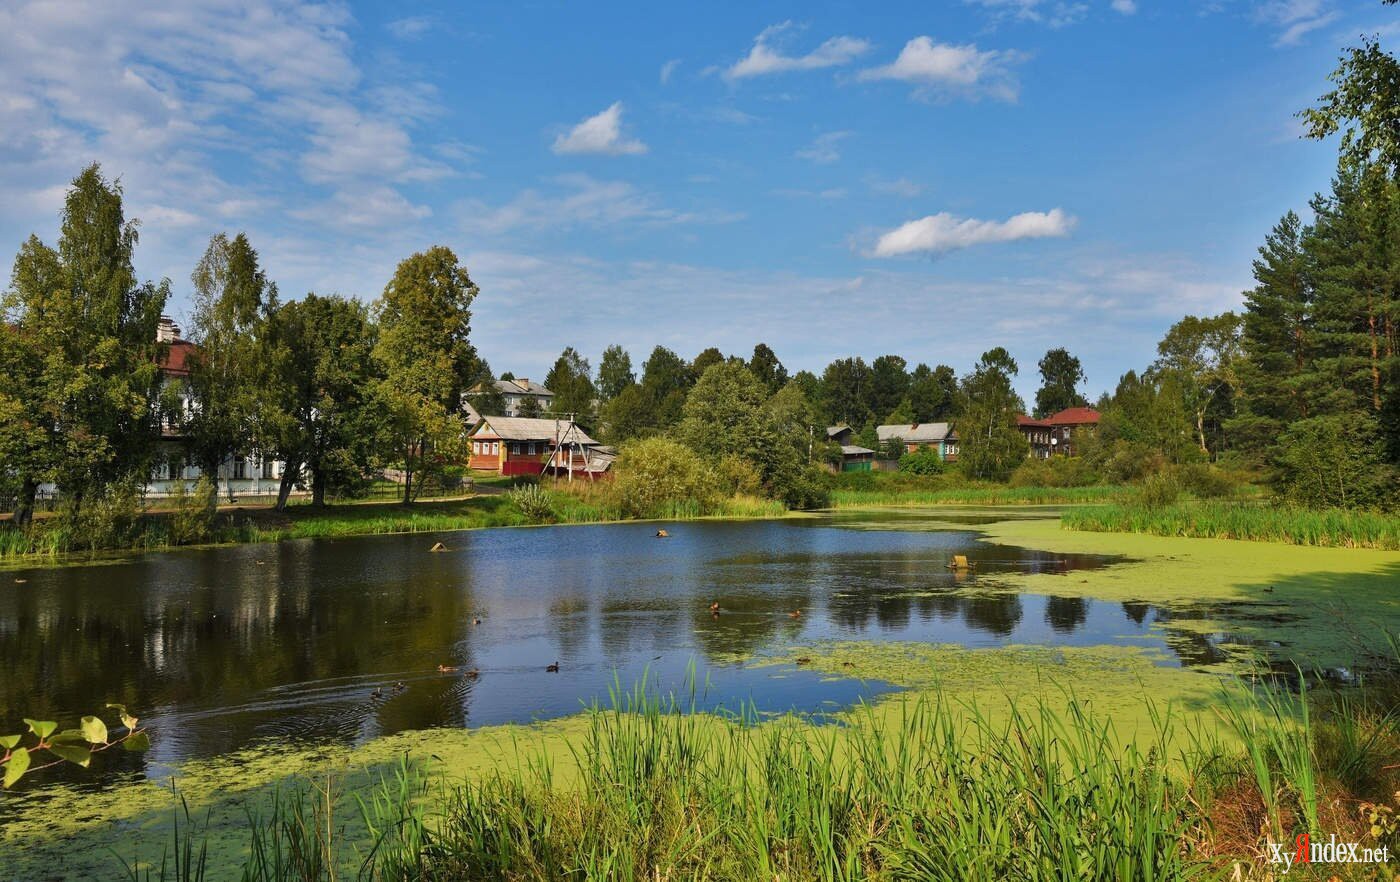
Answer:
472;416;596;445
1047;406;1100;426
1016;414;1051;428
840;444;875;456
826;425;851;439
876;422;955;443
159;339;196;376
498;378;552;396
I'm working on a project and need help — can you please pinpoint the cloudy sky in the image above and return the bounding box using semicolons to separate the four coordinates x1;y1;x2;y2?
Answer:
0;0;1391;400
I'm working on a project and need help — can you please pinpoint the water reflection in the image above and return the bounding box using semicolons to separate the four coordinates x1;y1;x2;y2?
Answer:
2;516;1163;778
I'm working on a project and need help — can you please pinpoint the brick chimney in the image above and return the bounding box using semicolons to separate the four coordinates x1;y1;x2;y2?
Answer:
156;316;180;343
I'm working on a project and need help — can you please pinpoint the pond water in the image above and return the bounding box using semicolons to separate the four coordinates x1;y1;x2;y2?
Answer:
0;511;1185;784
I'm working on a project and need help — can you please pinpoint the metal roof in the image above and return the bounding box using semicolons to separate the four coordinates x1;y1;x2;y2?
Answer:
840;445;875;456
876;422;956;443
473;416;597;445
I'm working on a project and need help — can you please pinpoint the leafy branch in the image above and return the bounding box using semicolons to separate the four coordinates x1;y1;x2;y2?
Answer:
1;704;150;788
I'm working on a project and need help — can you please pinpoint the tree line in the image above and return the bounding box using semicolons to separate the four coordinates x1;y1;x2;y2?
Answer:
1;164;489;531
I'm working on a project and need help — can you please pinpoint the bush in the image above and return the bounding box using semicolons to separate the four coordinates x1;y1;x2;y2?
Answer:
1097;441;1167;485
58;482;142;551
1009;456;1099;488
507;483;556;523
1138;471;1181;509
898;447;946;476
1272;414;1397;510
776;465;832;510
712;454;764;497
613;437;713;519
165;476;215;545
1173;463;1236;499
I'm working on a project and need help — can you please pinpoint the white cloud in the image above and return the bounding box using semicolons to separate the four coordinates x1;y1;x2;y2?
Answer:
869;208;1076;257
1256;0;1339;46
0;0;445;288
659;59;681;84
724;22;871;80
1111;0;1138;14
458;174;741;236
858;37;1026;102
552;102;648;156
386;16;433;39
965;0;1090;27
867;176;924;197
796;131;852;164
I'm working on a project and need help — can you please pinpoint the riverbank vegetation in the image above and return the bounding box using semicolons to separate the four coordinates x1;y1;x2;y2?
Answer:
32;648;1395;881
1063;501;1400;551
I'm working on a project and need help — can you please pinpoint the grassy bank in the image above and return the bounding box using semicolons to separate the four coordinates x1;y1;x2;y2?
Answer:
0;488;790;563
11;642;1398;880
1063;502;1400;551
831;483;1131;508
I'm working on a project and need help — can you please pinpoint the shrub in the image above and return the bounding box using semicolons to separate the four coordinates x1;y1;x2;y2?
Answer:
613;437;713;519
898;447;946;476
777;465;832;510
58;483;142;551
507;483;556;523
1009;456;1099;488
712;454;764;497
165;476;215;545
1272;414;1397;510
1138;471;1181;509
1173;463;1236;499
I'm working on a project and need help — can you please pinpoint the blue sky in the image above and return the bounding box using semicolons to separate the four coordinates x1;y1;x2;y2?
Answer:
1;0;1394;402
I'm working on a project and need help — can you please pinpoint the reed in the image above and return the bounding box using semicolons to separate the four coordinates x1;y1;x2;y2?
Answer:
832;484;1131;508
1062;502;1400;550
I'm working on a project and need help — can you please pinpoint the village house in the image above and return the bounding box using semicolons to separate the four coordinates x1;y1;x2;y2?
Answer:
1016;415;1054;459
468;416;612;478
876;422;959;461
1016;407;1102;458
147;317;290;498
825;425;874;472
1044;406;1101;456
467;377;555;417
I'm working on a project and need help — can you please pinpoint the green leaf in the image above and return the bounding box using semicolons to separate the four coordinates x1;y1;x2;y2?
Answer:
48;729;87;745
3;747;29;787
22;719;56;740
122;731;151;752
47;743;91;768
0;735;21;750
80;716;108;745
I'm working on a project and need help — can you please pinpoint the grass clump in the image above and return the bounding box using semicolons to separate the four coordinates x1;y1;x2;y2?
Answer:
832;483;1131;508
1062;501;1400;550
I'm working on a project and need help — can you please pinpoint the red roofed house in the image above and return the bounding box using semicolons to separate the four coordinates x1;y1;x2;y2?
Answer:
1045;406;1101;457
468;416;611;479
1016;415;1053;459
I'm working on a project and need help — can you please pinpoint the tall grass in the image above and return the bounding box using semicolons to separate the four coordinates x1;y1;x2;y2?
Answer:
831;484;1132;508
113;662;1400;880
1062;502;1400;550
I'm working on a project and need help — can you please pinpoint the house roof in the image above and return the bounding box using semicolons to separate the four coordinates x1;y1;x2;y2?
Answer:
826;425;851;438
1016;414;1051;428
1047;406;1100;426
840;444;875;456
498;378;552;396
159;339;196;376
876;422;955;443
473;416;597;445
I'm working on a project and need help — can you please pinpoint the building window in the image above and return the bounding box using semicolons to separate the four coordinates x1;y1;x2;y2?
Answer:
261;457;274;480
233;457;247;480
491;442;499;455
472;441;479;455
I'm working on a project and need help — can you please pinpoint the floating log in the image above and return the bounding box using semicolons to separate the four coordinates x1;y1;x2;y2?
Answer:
429;542;447;552
655;529;669;538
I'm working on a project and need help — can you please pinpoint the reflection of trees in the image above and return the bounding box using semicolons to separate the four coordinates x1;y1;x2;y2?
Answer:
962;595;1022;637
0;536;471;762
1121;602;1151;625
1044;596;1087;634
